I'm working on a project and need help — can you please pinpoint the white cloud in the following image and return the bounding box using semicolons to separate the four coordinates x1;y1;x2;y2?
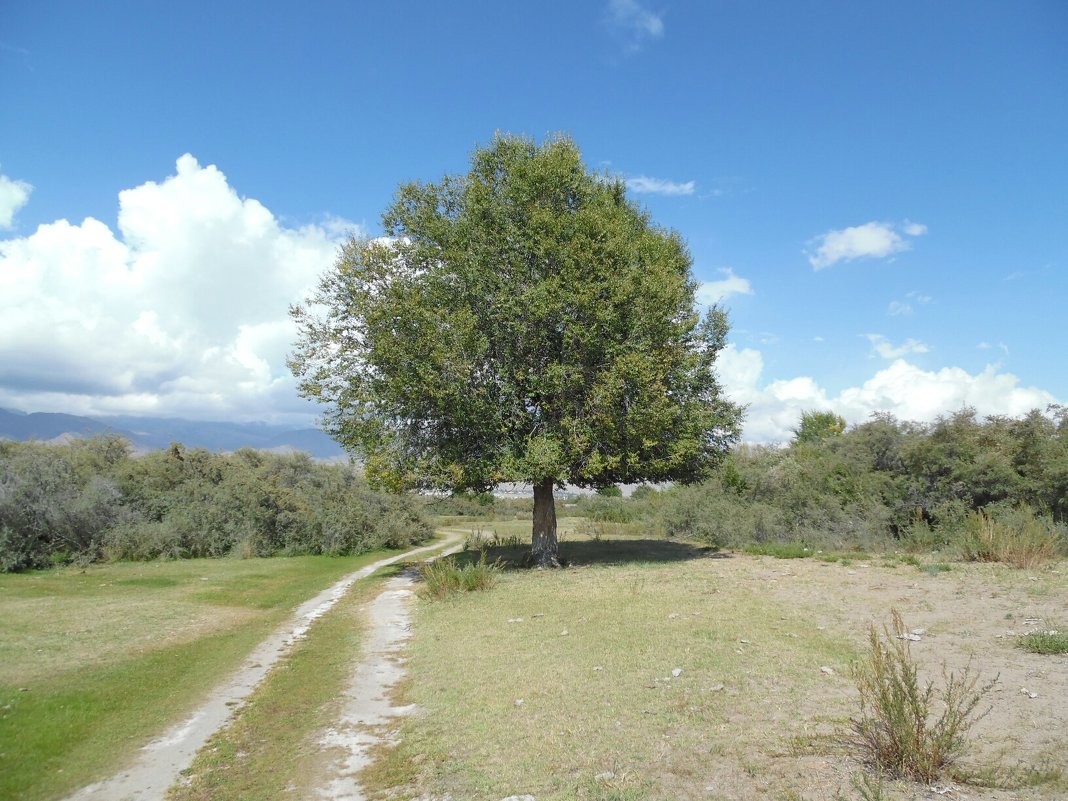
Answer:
626;175;695;196
0;169;32;229
0;154;356;423
865;334;930;359
717;344;1060;443
888;291;933;317
807;220;926;270
696;268;753;305
605;0;664;49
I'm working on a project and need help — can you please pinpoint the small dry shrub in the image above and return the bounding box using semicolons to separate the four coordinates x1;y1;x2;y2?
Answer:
850;609;996;783
956;507;1062;569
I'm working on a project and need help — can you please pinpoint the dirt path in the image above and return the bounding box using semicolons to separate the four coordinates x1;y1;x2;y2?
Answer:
314;537;464;800
63;536;462;801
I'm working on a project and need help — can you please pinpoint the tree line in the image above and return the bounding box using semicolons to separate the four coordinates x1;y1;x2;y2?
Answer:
0;436;431;572
576;406;1068;553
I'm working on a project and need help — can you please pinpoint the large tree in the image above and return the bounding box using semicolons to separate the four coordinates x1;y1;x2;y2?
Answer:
290;134;743;566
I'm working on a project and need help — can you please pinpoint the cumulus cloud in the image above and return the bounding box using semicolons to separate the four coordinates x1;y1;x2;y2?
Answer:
807;220;926;270
865;334;930;359
605;0;664;49
0;169;32;229
716;344;1059;443
696;268;753;305
626;175;695;196
0;155;357;423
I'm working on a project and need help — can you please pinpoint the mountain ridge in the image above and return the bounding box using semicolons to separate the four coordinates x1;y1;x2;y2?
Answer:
0;408;345;459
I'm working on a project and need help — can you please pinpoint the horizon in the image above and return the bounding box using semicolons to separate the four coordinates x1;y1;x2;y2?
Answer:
2;1;1065;442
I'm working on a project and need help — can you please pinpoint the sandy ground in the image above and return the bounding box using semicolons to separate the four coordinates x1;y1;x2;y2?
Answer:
61;536;461;801
711;555;1068;800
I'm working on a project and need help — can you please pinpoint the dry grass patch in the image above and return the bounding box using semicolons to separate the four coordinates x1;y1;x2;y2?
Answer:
957;508;1064;569
365;544;1068;801
368;546;856;801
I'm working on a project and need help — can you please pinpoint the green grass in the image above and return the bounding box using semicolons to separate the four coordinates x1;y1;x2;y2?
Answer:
920;562;954;576
742;541;812;559
0;549;401;801
1019;629;1068;655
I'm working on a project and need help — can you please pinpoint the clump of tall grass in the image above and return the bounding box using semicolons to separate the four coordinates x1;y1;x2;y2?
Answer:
1019;629;1068;655
418;551;502;600
849;609;996;783
956;507;1063;569
464;527;522;551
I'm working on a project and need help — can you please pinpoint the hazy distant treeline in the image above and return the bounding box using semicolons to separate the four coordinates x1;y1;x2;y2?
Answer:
0;437;431;572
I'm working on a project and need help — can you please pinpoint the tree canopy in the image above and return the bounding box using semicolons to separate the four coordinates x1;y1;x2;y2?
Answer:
290;134;743;564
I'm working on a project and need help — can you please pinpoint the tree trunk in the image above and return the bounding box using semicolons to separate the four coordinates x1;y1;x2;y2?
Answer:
531;477;560;568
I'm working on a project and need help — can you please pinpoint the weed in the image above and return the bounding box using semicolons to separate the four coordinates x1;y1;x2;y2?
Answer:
1019;628;1068;655
742;541;811;559
849;770;890;801
849;609;996;783
920;563;953;576
956;507;1062;569
418;552;501;599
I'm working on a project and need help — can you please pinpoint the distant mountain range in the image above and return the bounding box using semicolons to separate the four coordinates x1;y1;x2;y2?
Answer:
0;408;346;459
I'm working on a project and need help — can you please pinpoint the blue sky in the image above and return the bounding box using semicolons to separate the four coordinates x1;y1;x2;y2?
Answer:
1;0;1065;441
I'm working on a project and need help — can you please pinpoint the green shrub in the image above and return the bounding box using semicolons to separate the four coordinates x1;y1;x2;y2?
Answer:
1019;629;1068;655
0;438;433;570
418;552;501;600
956;507;1063;568
101;519;186;561
850;610;995;782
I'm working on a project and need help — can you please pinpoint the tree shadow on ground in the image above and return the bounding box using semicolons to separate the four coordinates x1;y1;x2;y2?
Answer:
449;538;730;570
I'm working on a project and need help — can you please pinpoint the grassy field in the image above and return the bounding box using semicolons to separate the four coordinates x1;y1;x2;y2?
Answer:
0;548;406;801
4;521;1065;801
363;527;1068;801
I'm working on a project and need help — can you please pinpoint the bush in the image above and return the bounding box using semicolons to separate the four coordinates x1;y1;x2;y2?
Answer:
955;507;1064;568
0;438;433;570
850;610;995;782
101;519;186;562
418;552;501;600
